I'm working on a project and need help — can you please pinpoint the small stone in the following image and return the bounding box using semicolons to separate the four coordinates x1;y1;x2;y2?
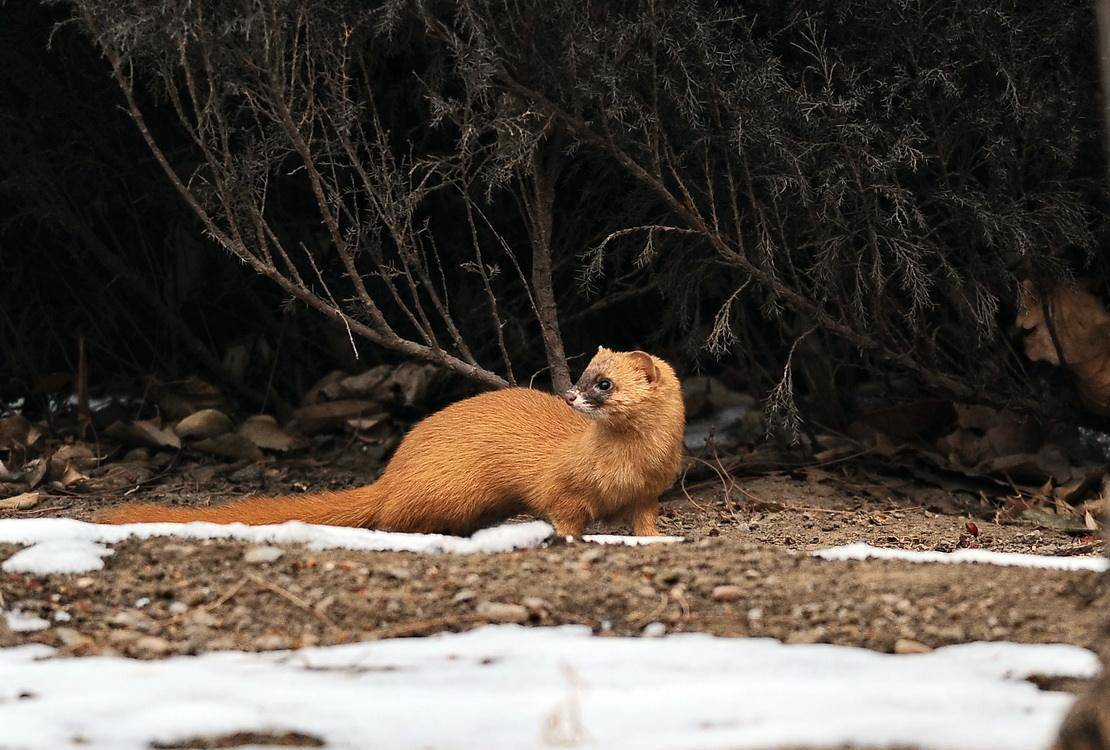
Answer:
521;597;548;614
186;610;220;627
452;589;477;604
75;577;95;589
133;636;172;657
894;638;933;655
109;611;143;628
254;634;291;650
384;566;412;581
579;548;604;564
162;544;197;557
168;601;189;616
243;546;284;564
712;585;743;602
743;568;760;579
642;622;667;637
747;607;764;622
475;601;529;624
53;628;88;647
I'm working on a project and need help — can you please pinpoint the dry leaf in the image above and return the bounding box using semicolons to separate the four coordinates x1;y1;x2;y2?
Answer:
288;400;383;435
238;415;297;452
106;420;182;450
1084;510;1100;531
192;434;265;462
1018;280;1110;415
175;409;234;440
0;491;40;510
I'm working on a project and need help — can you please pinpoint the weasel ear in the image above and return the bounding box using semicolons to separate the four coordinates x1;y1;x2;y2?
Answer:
629;351;660;384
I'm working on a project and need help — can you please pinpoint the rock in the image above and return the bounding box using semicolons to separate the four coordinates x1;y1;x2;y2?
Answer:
109;611;144;628
168;601;189;616
243;546;284;564
53;627;88;648
452;589;476;603
186;610;220;628
747;607;764;622
521;597;548;614
475;601;529;624
193;434;265;462
578;548;604;564
894;638;933;654
642;622;667;637
132;635;172;657
238;415;297;452
254;634;291;650
162;543;197;557
383;565;412;581
712;585;743;602
174;409;234;440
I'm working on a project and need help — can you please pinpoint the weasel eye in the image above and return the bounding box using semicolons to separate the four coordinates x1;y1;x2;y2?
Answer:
597;379;613;391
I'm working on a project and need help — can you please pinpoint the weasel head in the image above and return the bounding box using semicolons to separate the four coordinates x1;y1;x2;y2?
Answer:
563;347;679;424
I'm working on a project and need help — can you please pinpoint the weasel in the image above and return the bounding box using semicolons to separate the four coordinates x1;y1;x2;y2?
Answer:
98;348;685;536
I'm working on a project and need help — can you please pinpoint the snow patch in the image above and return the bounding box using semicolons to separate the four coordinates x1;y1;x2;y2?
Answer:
0;626;1097;750
814;542;1108;572
0;519;682;574
4;609;50;632
1;539;114;575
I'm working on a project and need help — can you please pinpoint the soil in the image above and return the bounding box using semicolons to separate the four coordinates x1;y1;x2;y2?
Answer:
1;450;1105;675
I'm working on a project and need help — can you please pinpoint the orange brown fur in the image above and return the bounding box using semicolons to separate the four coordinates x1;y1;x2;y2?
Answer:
98;349;686;536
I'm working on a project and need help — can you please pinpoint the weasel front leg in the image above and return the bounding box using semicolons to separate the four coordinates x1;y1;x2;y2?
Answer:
630;497;661;536
541;492;591;538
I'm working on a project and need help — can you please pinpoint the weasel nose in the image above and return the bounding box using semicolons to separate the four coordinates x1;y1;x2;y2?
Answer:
563;392;575;405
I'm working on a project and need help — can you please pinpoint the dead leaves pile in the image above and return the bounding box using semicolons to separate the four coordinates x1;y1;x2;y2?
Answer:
1018;280;1110;416
848;401;1106;534
0;363;440;513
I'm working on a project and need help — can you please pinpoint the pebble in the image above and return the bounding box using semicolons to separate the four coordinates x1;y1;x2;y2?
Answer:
254;634;290;650
642;622;667;637
521;597;548;614
475;601;529;624
109;611;143;628
711;585;743;602
168;601;189;616
243;546;284;564
133;636;172;657
384;566;412;581
894;638;933;654
452;589;477;603
53;628;88;648
186;610;220;627
579;548;604;564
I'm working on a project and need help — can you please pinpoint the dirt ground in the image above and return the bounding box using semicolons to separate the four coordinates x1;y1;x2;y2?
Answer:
1;449;1106;678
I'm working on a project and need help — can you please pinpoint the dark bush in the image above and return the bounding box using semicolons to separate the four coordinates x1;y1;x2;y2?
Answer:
3;0;1106;426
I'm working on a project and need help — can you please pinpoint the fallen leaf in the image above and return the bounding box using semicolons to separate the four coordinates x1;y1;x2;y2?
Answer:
106;420;182;450
192;434;265;462
1084;510;1100;531
238;415;297;452
0;491;40;510
1018;280;1110;415
149;377;230;421
174;409;234;440
288;400;383;435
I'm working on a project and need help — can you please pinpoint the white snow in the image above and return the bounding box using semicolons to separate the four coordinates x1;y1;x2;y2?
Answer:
1;539;114;575
814;542;1109;572
0;625;1097;750
4;609;50;632
0;519;682;575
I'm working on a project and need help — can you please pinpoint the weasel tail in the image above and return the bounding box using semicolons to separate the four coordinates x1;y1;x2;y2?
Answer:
97;485;385;528
97;348;686;537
